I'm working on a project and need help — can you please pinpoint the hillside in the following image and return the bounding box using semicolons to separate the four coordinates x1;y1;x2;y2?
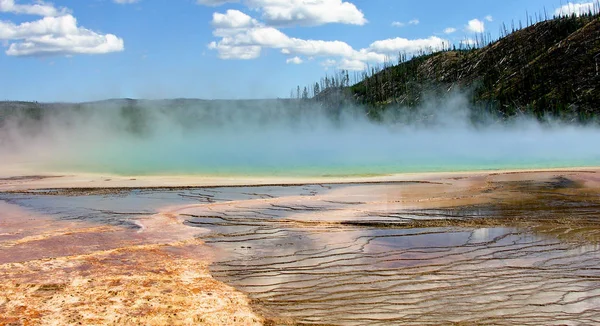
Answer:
332;13;600;121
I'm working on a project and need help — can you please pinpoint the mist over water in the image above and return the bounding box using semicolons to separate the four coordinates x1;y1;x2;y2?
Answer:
1;94;599;176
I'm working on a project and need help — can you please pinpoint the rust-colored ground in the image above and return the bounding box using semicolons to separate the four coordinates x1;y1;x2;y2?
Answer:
0;202;262;326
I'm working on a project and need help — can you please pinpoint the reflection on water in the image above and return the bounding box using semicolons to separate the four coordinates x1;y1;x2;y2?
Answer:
2;180;600;325
199;221;600;325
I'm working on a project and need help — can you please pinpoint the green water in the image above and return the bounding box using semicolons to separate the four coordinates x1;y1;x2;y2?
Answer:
6;99;600;177
46;153;599;177
25;117;600;177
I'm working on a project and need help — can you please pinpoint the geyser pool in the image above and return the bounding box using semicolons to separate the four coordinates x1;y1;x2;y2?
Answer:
2;98;599;176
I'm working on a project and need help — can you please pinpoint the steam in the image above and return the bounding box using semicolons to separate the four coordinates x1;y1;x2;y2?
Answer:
1;93;599;176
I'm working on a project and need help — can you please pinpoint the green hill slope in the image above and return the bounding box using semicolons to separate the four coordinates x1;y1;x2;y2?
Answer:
346;13;600;121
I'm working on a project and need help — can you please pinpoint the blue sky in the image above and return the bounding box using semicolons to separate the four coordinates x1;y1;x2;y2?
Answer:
0;0;597;102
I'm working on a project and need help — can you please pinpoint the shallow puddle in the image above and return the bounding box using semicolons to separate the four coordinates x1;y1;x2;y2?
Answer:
189;211;600;325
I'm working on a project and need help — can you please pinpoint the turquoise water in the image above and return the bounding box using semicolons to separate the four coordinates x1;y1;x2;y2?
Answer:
5;101;600;177
50;160;599;177
41;126;600;176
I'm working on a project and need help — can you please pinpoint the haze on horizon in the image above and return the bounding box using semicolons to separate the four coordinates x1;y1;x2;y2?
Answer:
1;94;599;176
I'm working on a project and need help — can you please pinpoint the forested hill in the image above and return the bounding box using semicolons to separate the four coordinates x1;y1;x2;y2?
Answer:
319;12;600;121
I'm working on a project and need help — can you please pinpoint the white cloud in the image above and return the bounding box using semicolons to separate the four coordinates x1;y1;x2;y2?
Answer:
0;2;124;57
485;15;493;22
209;11;448;70
114;0;140;3
208;42;261;59
210;12;357;58
253;0;366;26
555;2;597;16
0;0;68;16
199;0;366;26
466;18;485;33
210;22;363;65
212;9;258;29
444;27;456;34
286;56;303;64
207;4;449;70
0;16;70;39
320;58;337;70
338;58;366;70
369;36;448;54
211;23;358;58
392;19;419;27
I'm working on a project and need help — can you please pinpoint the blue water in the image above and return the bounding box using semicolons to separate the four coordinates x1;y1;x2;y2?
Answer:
41;125;600;176
5;101;599;177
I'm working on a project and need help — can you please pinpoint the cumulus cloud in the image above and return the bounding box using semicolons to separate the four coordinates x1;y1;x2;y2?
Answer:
466;18;485;33
444;27;457;34
256;0;366;26
485;15;493;22
286;56;303;64
209;24;371;67
392;19;419;27
208;42;261;59
1;16;124;56
0;0;68;16
198;0;366;26
0;1;124;56
320;58;337;69
210;22;358;58
369;36;447;54
212;9;258;28
555;2;597;16
209;11;448;70
206;1;449;70
337;58;367;70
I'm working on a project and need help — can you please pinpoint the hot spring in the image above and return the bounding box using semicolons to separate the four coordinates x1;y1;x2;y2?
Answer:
2;96;599;176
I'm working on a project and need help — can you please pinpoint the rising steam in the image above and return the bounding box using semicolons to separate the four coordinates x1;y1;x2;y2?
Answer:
1;93;599;176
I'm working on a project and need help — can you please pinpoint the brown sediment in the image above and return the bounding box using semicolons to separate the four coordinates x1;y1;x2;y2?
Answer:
1;180;443;197
1;168;600;325
0;242;262;326
0;175;61;182
0;202;263;326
